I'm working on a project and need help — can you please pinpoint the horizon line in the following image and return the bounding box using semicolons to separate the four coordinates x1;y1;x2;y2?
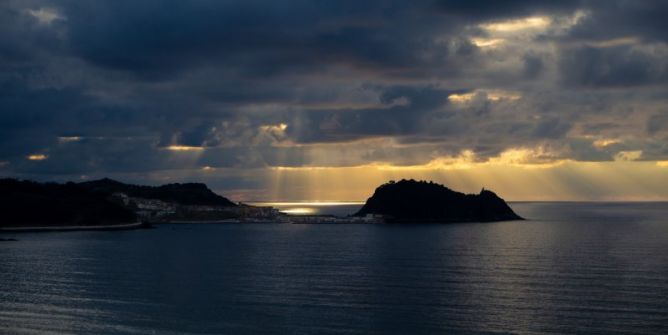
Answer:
244;199;668;204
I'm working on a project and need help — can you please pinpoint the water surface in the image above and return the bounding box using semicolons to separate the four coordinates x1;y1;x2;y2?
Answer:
1;202;667;334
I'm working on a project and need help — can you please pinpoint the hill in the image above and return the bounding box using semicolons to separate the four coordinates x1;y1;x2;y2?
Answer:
78;178;237;207
354;179;523;223
0;179;137;228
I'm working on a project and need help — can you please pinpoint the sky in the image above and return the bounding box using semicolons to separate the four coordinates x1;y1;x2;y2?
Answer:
1;0;668;201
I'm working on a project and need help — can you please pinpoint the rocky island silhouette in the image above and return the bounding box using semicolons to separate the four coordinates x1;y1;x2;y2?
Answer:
355;179;523;223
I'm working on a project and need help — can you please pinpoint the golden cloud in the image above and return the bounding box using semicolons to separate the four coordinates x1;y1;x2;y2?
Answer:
164;145;205;152
27;154;48;161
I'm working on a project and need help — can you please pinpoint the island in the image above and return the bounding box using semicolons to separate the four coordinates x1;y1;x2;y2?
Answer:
354;179;523;223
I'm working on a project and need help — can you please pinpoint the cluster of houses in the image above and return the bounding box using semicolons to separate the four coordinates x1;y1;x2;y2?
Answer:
109;192;282;223
110;192;385;224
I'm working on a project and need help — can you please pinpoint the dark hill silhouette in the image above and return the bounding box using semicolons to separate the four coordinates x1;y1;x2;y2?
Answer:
78;178;237;207
355;179;523;223
0;179;137;227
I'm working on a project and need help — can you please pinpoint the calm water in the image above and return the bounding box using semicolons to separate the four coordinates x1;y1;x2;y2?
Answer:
1;202;667;334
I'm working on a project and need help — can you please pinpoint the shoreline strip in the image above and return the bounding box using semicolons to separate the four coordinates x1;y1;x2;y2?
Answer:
0;222;145;233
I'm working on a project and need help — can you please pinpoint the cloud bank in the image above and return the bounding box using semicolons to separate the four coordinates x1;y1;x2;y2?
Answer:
1;0;667;199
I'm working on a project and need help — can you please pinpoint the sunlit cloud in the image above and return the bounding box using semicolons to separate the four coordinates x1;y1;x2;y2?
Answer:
480;16;551;32
26;8;66;25
487;148;564;168
474;11;585;45
487;91;522;101
470;37;505;48
592;138;621;148
259;123;288;132
27;154;48;161
614;150;642;161
448;93;476;103
448;90;521;103
163;145;205;152
373;151;476;171
255;123;291;146
259;123;288;137
587;37;640;48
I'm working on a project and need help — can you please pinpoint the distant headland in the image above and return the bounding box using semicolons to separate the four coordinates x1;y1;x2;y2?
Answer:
354;179;523;223
0;178;522;231
0;178;139;231
0;178;278;231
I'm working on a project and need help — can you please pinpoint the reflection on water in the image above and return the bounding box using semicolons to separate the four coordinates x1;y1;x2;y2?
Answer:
0;202;667;334
279;207;317;215
249;202;365;216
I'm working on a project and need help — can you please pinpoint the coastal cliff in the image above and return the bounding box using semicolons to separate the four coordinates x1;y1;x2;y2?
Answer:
355;179;523;223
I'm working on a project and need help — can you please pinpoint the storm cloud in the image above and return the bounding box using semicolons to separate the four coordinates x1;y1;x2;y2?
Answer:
1;0;667;197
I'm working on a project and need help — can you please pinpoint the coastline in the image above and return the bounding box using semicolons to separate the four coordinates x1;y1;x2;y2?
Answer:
0;222;147;233
158;219;282;224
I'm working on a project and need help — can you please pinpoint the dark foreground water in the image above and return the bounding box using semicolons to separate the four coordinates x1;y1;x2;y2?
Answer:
1;202;667;334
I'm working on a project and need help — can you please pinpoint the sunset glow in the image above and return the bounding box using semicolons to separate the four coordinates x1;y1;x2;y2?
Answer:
259;159;668;202
0;1;666;202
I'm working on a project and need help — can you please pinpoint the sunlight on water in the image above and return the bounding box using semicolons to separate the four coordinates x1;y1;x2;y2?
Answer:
249;202;365;216
280;207;316;215
251;201;365;206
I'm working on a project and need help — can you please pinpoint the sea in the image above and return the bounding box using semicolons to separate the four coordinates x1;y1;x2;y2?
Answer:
1;202;667;334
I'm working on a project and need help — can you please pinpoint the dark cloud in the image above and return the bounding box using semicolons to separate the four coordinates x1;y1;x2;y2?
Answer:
434;0;582;20
567;0;668;43
532;117;573;139
558;45;668;87
522;53;544;79
55;1;474;79
0;0;667;187
647;113;668;135
288;86;465;143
